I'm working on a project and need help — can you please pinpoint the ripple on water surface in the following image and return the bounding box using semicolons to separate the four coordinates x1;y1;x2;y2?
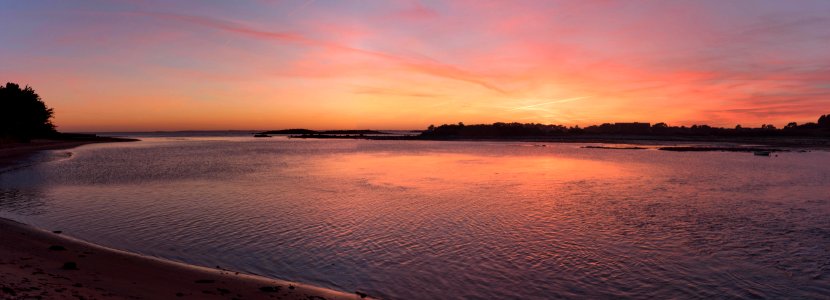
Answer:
0;137;828;299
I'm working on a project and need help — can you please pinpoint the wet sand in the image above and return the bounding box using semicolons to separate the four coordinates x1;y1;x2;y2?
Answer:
1;140;110;168
0;141;371;300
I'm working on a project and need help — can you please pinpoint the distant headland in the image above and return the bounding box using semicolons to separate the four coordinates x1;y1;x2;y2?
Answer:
260;129;390;135
275;114;830;150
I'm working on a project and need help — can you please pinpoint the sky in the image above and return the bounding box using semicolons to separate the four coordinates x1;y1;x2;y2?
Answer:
2;0;830;131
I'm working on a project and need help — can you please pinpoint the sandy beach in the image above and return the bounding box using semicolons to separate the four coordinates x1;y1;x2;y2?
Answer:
0;141;371;300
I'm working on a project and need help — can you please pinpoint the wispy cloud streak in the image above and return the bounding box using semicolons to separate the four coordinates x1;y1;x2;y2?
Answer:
133;11;507;93
509;96;591;111
4;1;830;130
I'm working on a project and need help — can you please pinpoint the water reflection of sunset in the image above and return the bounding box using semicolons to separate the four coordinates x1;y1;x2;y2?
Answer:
315;152;631;190
2;138;828;299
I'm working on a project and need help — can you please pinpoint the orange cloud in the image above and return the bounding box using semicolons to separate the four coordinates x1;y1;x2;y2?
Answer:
2;1;829;131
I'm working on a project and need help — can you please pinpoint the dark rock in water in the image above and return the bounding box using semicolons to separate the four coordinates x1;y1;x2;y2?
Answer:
259;286;281;293
61;262;78;270
2;286;16;296
658;146;783;153
288;285;295;290
194;279;215;284
582;145;647;150
48;245;66;251
216;288;230;295
355;291;368;298
52;230;62;234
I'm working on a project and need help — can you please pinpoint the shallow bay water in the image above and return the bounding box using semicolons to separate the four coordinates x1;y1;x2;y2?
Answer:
1;136;829;299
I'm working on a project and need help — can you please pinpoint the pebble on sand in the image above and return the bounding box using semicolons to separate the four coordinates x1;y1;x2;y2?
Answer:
259;286;281;293
62;262;79;270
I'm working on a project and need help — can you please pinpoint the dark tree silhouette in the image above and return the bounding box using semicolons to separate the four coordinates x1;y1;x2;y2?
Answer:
421;114;830;139
0;82;56;141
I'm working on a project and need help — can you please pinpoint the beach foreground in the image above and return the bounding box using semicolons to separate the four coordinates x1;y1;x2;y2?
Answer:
0;218;369;300
0;142;370;300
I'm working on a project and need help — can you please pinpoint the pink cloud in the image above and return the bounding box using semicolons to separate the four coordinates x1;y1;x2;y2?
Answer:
134;11;508;93
4;0;830;130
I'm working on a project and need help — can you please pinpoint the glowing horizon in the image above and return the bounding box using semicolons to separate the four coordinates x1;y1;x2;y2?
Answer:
2;1;829;132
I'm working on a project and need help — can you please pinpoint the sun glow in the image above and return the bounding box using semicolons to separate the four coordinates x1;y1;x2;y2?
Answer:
2;1;829;131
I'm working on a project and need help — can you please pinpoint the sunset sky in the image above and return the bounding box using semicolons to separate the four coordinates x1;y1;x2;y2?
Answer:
2;0;830;131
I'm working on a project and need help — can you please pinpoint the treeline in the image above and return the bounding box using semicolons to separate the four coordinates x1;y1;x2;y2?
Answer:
261;129;389;135
1;82;57;141
421;115;830;138
1;82;132;144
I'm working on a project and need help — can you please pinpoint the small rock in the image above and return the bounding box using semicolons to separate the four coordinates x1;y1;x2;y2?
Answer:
194;279;215;284
52;231;62;234
259;286;281;293
355;291;368;298
61;262;79;270
48;245;66;251
1;286;16;295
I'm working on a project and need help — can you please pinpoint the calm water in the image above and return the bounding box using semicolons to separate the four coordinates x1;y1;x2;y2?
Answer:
1;136;829;299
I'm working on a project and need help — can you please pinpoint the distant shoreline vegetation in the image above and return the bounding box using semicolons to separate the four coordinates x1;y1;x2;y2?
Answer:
260;129;391;135
278;115;830;149
273;115;830;140
418;117;830;139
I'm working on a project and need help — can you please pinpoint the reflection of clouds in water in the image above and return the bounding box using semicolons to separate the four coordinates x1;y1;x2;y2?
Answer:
313;152;632;191
0;138;828;299
354;178;412;191
2;142;264;186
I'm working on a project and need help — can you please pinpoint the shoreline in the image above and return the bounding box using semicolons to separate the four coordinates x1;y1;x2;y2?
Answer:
0;218;369;300
0;139;134;170
288;134;830;150
0;140;371;300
